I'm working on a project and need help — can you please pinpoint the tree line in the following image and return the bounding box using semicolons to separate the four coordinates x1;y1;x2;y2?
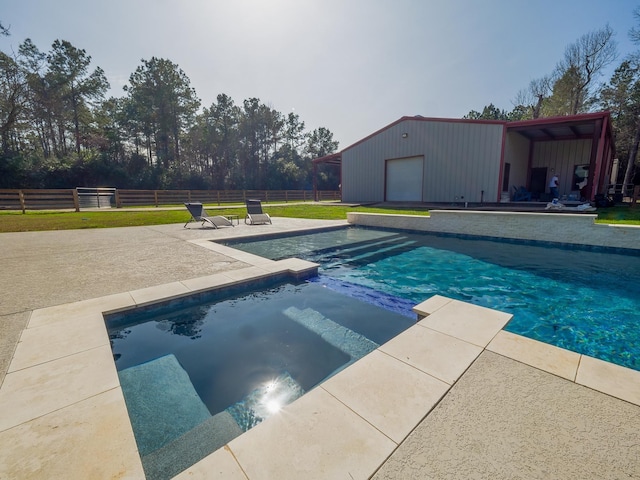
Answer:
465;11;640;188
3;9;640;192
0;33;340;190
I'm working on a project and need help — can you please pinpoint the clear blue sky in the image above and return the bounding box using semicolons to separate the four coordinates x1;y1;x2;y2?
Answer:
1;0;638;149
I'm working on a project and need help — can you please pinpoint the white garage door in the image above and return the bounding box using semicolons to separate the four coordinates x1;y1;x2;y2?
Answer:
386;156;424;201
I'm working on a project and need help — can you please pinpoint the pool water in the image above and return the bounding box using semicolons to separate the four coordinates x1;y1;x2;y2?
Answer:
225;227;640;371
107;279;413;479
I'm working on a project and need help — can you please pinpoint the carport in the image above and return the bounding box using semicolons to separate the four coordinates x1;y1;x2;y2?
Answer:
312;152;342;201
505;112;614;201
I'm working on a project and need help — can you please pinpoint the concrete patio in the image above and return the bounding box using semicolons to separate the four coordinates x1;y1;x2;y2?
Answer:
1;217;639;479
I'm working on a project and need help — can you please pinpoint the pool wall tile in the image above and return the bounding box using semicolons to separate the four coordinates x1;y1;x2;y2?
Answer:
379;325;483;384
321;349;450;444
487;331;580;381
227;387;397;480
129;281;191;306
576;355;640;406
0;387;143;480
9;312;108;372
417;300;512;348
0;345;119;432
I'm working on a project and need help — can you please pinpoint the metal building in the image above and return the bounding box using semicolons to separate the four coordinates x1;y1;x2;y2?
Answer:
313;112;614;204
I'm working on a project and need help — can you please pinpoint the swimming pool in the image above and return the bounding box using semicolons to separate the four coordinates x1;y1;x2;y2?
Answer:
223;227;640;371
106;277;413;480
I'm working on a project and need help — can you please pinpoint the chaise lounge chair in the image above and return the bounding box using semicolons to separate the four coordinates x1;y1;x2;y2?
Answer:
184;202;233;229
512;186;532;202
245;199;272;225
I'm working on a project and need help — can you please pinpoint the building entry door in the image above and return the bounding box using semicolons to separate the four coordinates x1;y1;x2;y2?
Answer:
530;167;547;199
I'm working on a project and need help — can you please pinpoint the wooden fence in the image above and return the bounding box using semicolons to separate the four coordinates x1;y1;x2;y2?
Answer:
0;189;341;212
0;189;80;213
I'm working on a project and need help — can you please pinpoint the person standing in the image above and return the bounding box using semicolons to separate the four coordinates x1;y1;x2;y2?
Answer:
549;173;559;199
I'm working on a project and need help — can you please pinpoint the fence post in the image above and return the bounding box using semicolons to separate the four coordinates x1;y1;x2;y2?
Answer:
188;190;192;202
154;191;158;207
72;189;80;212
285;191;288;203
19;189;25;214
265;191;269;202
115;190;121;208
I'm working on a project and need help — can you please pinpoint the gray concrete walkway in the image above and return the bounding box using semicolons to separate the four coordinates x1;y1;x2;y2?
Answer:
1;218;639;479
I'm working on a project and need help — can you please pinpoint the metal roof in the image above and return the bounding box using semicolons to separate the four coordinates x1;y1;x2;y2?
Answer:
506;112;611;142
312;152;342;165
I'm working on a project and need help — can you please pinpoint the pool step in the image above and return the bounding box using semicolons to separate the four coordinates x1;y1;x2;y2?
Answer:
311;235;409;262
321;239;418;269
283;306;379;361
141;411;242;480
117;354;211;456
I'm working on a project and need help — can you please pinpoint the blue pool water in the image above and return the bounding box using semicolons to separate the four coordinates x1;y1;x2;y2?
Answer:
224;227;640;371
107;279;413;479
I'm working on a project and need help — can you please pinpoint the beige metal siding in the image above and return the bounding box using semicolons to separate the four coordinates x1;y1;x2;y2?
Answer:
342;119;504;203
532;139;592;197
504;132;530;193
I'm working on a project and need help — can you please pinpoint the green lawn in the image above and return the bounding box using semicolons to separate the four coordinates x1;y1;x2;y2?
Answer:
0;204;638;233
0;204;430;232
593;206;640;224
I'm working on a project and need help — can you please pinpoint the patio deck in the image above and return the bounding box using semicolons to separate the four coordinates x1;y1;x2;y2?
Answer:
1;218;639;479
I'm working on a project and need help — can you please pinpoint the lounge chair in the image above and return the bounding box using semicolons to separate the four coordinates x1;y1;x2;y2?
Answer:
245;199;272;225
184;202;233;229
512;186;532;202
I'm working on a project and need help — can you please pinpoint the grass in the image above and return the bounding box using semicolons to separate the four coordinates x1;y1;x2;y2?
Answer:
0;204;430;233
0;203;638;233
593;206;640;224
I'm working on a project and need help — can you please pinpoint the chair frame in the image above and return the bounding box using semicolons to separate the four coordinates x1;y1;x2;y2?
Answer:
183;202;233;229
245;199;272;225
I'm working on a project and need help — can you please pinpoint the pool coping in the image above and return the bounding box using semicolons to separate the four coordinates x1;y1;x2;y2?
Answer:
1;236;640;479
